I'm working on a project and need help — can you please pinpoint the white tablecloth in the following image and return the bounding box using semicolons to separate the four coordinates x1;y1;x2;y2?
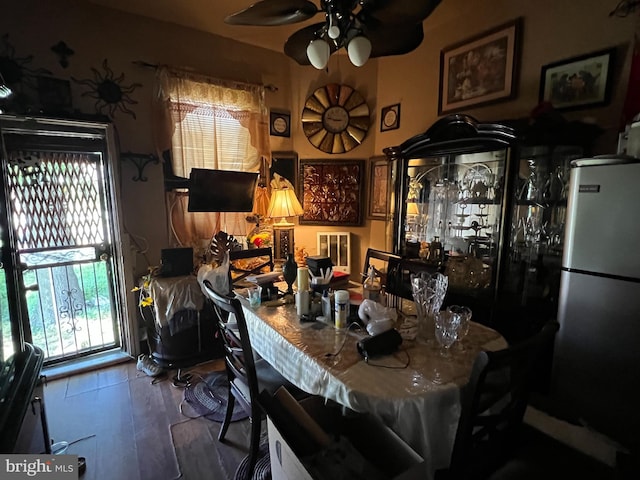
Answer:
240;298;507;478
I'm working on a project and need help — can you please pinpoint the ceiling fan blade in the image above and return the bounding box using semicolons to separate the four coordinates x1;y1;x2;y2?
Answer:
284;23;340;66
225;0;319;26
361;0;442;24
366;23;425;58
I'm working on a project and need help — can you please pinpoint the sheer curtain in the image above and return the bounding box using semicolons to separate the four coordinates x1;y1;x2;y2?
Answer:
153;67;270;250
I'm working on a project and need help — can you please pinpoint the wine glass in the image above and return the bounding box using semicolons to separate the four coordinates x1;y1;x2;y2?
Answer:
446;305;472;350
434;310;460;355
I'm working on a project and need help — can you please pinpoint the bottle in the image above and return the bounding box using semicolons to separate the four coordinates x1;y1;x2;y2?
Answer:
334;290;349;329
282;253;297;294
321;289;332;319
363;265;381;303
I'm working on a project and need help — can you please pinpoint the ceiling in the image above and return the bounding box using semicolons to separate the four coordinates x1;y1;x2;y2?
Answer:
86;0;320;54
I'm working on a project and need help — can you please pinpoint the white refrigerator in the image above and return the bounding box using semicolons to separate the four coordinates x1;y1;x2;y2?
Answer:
553;156;640;451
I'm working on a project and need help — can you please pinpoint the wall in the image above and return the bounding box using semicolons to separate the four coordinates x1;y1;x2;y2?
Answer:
369;0;637;272
1;0;294;277
376;0;637;153
2;0;638;282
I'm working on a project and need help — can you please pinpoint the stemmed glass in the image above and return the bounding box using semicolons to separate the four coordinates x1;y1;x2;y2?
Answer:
446;305;472;350
434;310;460;356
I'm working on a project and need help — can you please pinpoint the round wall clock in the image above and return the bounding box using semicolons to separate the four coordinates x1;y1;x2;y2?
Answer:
301;84;370;154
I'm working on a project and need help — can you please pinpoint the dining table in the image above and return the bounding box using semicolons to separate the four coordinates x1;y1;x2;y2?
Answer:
238;291;507;479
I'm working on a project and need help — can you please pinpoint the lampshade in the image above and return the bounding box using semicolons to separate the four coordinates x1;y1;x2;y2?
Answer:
347;35;372;67
307;39;331;69
268;186;303;261
406;202;420;215
267;186;304;221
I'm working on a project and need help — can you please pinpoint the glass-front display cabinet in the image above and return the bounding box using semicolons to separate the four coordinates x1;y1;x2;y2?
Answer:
384;115;518;325
385;114;597;334
501;143;584;324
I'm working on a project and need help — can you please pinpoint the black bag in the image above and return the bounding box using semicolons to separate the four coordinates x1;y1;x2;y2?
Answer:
356;329;402;360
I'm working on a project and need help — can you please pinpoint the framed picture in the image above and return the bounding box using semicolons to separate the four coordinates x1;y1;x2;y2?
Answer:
539;48;615;112
439;18;522;115
269;110;290;137
380;103;400;131
298;159;365;226
367;156;390;220
269;151;298;190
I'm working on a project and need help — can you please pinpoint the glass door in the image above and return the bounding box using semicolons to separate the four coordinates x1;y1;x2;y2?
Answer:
386;115;518;324
0;116;130;365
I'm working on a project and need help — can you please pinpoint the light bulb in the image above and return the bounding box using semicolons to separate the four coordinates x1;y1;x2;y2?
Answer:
327;14;340;39
307;39;330;69
347;35;372;67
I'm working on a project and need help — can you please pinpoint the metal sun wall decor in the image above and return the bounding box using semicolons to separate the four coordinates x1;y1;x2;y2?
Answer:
72;59;142;119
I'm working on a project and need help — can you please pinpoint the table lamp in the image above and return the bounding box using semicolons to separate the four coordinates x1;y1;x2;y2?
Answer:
267;185;303;261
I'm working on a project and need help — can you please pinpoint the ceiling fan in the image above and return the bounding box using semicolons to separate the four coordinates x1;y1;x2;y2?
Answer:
225;0;442;68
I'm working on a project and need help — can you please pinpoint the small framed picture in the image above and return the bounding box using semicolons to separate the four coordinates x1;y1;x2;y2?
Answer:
367;156;390;220
380;104;400;132
270;110;291;137
539;48;615;112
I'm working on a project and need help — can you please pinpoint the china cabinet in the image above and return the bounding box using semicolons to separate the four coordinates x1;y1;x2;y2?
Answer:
385;115;517;327
385;114;594;337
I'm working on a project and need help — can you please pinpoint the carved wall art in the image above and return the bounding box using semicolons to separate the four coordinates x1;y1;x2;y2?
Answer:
298;159;364;226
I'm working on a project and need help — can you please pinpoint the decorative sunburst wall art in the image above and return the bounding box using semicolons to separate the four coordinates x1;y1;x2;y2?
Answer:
72;59;142;119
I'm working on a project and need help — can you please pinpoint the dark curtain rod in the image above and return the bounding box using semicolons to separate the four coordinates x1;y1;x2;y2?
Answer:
132;60;278;92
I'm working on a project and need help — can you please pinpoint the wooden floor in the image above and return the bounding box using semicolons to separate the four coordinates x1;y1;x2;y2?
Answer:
43;358;254;480
42;360;634;480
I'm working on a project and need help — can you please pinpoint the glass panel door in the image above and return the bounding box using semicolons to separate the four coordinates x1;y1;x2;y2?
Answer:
0;118;127;365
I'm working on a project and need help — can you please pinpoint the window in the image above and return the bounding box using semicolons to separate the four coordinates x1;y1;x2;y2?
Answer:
155;68;269;248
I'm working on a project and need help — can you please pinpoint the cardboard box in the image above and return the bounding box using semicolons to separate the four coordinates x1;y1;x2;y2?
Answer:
263;388;425;480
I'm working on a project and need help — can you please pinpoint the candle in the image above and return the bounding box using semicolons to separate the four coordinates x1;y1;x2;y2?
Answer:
297;267;309;291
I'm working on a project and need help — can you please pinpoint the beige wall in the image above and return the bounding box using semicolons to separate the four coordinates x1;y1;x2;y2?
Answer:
2;0;294;277
3;0;637;280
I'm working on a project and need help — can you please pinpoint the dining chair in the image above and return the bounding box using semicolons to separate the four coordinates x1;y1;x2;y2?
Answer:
201;279;303;480
363;248;401;306
437;320;560;480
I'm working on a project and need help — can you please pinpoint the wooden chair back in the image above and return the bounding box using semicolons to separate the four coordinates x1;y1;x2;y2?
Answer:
443;320;560;479
201;280;259;412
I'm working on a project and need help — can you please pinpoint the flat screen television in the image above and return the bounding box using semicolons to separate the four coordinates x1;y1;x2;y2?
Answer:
187;168;259;212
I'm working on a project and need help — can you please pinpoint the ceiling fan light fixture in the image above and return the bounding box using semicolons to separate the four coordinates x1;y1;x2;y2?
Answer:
347;35;372;67
307;38;330;69
327;14;340;39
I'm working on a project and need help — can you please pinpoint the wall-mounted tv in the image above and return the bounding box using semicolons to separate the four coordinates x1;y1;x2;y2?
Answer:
187;168;259;212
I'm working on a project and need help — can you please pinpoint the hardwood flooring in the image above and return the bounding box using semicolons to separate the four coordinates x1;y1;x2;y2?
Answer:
42;360;634;480
43;359;252;480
